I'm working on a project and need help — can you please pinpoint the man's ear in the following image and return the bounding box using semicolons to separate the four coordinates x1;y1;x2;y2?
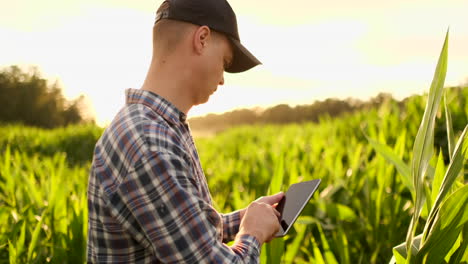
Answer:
193;26;211;54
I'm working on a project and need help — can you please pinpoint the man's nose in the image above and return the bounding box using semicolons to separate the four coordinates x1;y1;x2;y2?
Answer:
219;75;225;85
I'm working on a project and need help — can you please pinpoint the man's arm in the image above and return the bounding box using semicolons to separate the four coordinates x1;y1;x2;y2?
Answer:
220;210;242;242
106;151;261;263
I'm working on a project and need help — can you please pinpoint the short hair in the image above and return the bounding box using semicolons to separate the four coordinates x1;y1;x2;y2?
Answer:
152;19;195;55
153;18;228;57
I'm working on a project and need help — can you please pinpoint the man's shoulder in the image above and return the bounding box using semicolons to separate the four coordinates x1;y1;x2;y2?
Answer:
96;103;185;167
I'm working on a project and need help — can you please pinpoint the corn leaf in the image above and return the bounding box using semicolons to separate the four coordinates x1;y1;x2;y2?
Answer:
416;185;468;263
260;245;267;264
335;226;350;263
267;238;284;264
431;151;446;205
423;125;468;242
296;216;315;225
317;224;338;264
392;234;422;263
311;236;326;264
444;92;455;160
3;145;11;176
366;136;413;193
448;224;468;264
284;224;307;263
269;153;284;195
15;221;26;259
8;240;17;264
265;153;285;264
323;203;357;222
406;29;449;259
27;212;45;262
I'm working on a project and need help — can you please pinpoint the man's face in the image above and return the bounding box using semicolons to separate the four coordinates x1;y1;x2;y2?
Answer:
192;32;233;105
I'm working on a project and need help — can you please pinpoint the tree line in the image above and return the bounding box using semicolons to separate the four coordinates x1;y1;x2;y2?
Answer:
0;66;92;128
188;92;400;131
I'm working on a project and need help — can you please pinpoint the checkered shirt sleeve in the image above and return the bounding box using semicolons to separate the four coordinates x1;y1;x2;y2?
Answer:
221;211;242;242
107;150;260;263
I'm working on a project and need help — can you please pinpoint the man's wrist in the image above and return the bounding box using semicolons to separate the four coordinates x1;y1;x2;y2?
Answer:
230;233;261;258
235;232;261;249
238;227;264;245
239;208;246;220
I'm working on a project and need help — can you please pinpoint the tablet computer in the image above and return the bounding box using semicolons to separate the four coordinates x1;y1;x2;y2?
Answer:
275;179;321;237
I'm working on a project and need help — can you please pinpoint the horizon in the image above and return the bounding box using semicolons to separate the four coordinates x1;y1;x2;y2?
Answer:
188;86;466;120
1;0;467;126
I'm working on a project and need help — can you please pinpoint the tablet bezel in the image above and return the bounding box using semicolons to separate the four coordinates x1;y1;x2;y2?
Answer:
275;179;321;237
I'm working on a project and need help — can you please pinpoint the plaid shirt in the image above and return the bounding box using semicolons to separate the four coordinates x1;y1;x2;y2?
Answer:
87;88;260;263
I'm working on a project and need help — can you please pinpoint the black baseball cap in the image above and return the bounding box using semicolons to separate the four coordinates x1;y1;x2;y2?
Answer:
155;0;261;73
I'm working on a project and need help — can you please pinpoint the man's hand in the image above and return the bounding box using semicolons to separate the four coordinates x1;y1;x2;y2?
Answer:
238;192;284;220
237;192;284;244
254;192;285;206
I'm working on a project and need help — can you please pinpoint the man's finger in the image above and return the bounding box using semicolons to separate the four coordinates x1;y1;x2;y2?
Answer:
272;208;280;218
259;192;284;205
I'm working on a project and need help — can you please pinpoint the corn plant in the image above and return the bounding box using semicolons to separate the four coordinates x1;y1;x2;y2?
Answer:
368;31;468;263
1;72;467;262
0;147;88;263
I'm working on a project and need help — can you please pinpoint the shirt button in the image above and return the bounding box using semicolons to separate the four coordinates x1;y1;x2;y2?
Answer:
179;112;186;122
157;204;168;217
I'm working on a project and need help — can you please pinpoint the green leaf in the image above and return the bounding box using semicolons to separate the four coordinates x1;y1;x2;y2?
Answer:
423;125;468;242
431;151;446;206
392;234;422;263
9;240;17;264
16;221;26;259
317;224;338;264
444;92;455;160
284;224;307;263
269;153;284;195
323;203;357;222
366;136;413;193
265;153;285;264
260;244;268;264
296;216;315;225
27;212;45;262
416;185;468;263
407;29;449;259
448;224;468;264
266;238;284;264
311;236;326;264
392;242;407;264
335;226;350;263
3;145;11;176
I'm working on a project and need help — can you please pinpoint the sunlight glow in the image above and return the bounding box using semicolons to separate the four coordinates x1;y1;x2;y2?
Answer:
1;0;467;125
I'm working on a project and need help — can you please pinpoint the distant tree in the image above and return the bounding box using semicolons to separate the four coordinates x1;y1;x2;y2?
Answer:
0;65;92;128
261;104;292;124
188;93;399;131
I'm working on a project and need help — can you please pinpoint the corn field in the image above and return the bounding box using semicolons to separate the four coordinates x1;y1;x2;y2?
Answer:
1;34;467;263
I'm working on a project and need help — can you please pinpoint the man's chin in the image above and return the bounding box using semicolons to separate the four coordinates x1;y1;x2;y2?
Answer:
194;95;212;106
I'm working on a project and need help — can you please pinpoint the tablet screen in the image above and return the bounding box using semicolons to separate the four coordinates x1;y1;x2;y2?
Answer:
275;179;321;236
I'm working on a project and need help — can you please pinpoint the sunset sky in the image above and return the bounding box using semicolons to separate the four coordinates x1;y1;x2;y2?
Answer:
1;0;467;125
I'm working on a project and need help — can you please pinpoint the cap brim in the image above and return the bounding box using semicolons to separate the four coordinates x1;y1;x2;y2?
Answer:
225;37;261;73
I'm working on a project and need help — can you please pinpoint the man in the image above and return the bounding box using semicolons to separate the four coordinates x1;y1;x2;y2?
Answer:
87;0;283;262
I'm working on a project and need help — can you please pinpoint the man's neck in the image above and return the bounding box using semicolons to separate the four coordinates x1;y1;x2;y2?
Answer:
141;59;193;115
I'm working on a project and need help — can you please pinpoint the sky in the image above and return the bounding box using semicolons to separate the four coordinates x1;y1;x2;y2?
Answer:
1;0;467;125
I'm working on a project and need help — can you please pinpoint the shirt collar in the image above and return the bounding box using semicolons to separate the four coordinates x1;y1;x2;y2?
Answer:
125;88;187;125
